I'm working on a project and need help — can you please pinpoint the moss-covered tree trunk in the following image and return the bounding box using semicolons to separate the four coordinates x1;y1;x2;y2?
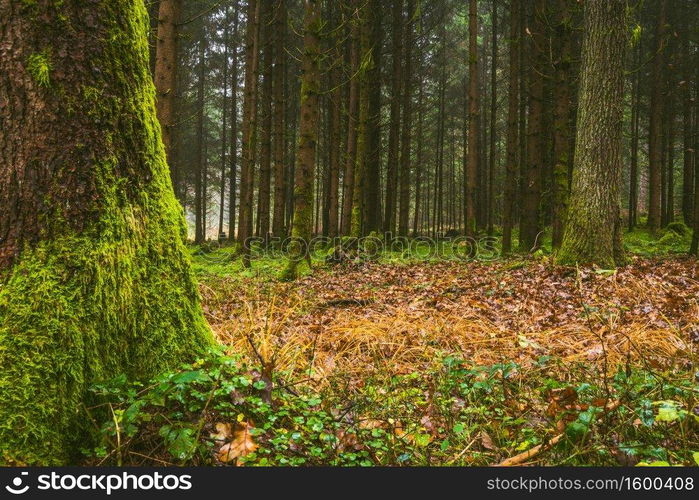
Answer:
0;0;212;465
281;0;321;280
556;0;627;268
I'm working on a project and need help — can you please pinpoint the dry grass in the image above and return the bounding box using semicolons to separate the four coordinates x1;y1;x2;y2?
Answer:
200;256;699;388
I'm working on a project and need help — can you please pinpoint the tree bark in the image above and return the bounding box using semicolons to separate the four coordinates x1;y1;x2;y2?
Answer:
0;0;211;464
384;0;403;235
465;0;479;237
502;0;520;254
154;0;181;198
398;0;414;237
647;0;667;232
238;0;262;265
282;0;321;279
557;0;627;267
272;0;287;239
519;0;546;252
341;1;360;236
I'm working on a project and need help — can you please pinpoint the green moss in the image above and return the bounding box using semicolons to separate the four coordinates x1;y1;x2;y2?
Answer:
0;1;212;465
26;50;51;88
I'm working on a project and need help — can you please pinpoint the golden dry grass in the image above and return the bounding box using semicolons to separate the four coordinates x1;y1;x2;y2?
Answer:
200;257;699;387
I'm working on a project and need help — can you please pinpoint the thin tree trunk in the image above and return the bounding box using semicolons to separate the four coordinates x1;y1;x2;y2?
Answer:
238;0;262;266
502;0;519;254
384;0;403;234
194;39;206;244
272;0;287;239
154;0;181;195
282;0;321;279
487;0;497;240
218;6;230;238
398;0;414;237
647;0;667;232
551;0;572;249
519;0;545;252
228;0;241;240
465;0;479;237
341;1;360;236
257;6;273;240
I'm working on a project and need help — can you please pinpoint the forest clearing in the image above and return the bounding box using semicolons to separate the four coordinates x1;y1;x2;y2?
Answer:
1;0;698;477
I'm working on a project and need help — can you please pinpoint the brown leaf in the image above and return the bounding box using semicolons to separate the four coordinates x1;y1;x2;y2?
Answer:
217;422;258;464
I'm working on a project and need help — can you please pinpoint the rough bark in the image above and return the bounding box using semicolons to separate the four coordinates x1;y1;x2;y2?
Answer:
384;0;403;234
398;0;414;237
228;1;241;239
282;0;321;280
272;0;287;239
238;0;262;265
557;0;627;268
153;0;181;195
257;6;273;239
551;0;573;249
0;0;212;464
341;1;359;236
519;0;546;252
465;0;479;237
502;0;519;254
647;0;667;232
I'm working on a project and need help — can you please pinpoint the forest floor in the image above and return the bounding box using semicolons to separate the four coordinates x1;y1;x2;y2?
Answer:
88;227;699;467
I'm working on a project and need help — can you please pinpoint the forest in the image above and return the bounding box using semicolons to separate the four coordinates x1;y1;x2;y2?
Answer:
0;0;698;469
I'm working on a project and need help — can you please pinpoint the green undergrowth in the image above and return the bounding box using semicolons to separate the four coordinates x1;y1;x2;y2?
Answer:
86;352;698;466
190;224;695;281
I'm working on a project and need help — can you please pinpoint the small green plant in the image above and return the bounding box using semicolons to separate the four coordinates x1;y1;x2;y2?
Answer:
27;50;51;87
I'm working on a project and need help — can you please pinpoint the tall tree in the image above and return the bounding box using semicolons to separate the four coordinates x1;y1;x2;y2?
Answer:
647;0;667;232
519;0;546;252
502;0;520;254
218;5;231;239
341;1;360;236
228;0;241;239
238;0;262;265
0;0;212;464
384;0;403;234
557;0;627;267
272;0;288;239
257;5;273;239
154;0;182;196
282;0;321;279
551;0;573;249
465;0;479;237
398;0;415;237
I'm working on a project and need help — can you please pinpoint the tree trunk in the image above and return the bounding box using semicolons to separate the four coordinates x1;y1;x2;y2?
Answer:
557;0;627;267
465;0;479;237
519;0;545;252
238;0;262;265
257;7;273;240
218;6;230;238
0;0;211;464
341;2;360;236
647;0;667;232
551;0;572;249
398;0;414;237
154;0;181;198
384;0;403;235
502;0;520;254
282;0;321;280
364;0;383;234
194;38;207;244
228;1;241;240
487;0;497;240
272;0;287;239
